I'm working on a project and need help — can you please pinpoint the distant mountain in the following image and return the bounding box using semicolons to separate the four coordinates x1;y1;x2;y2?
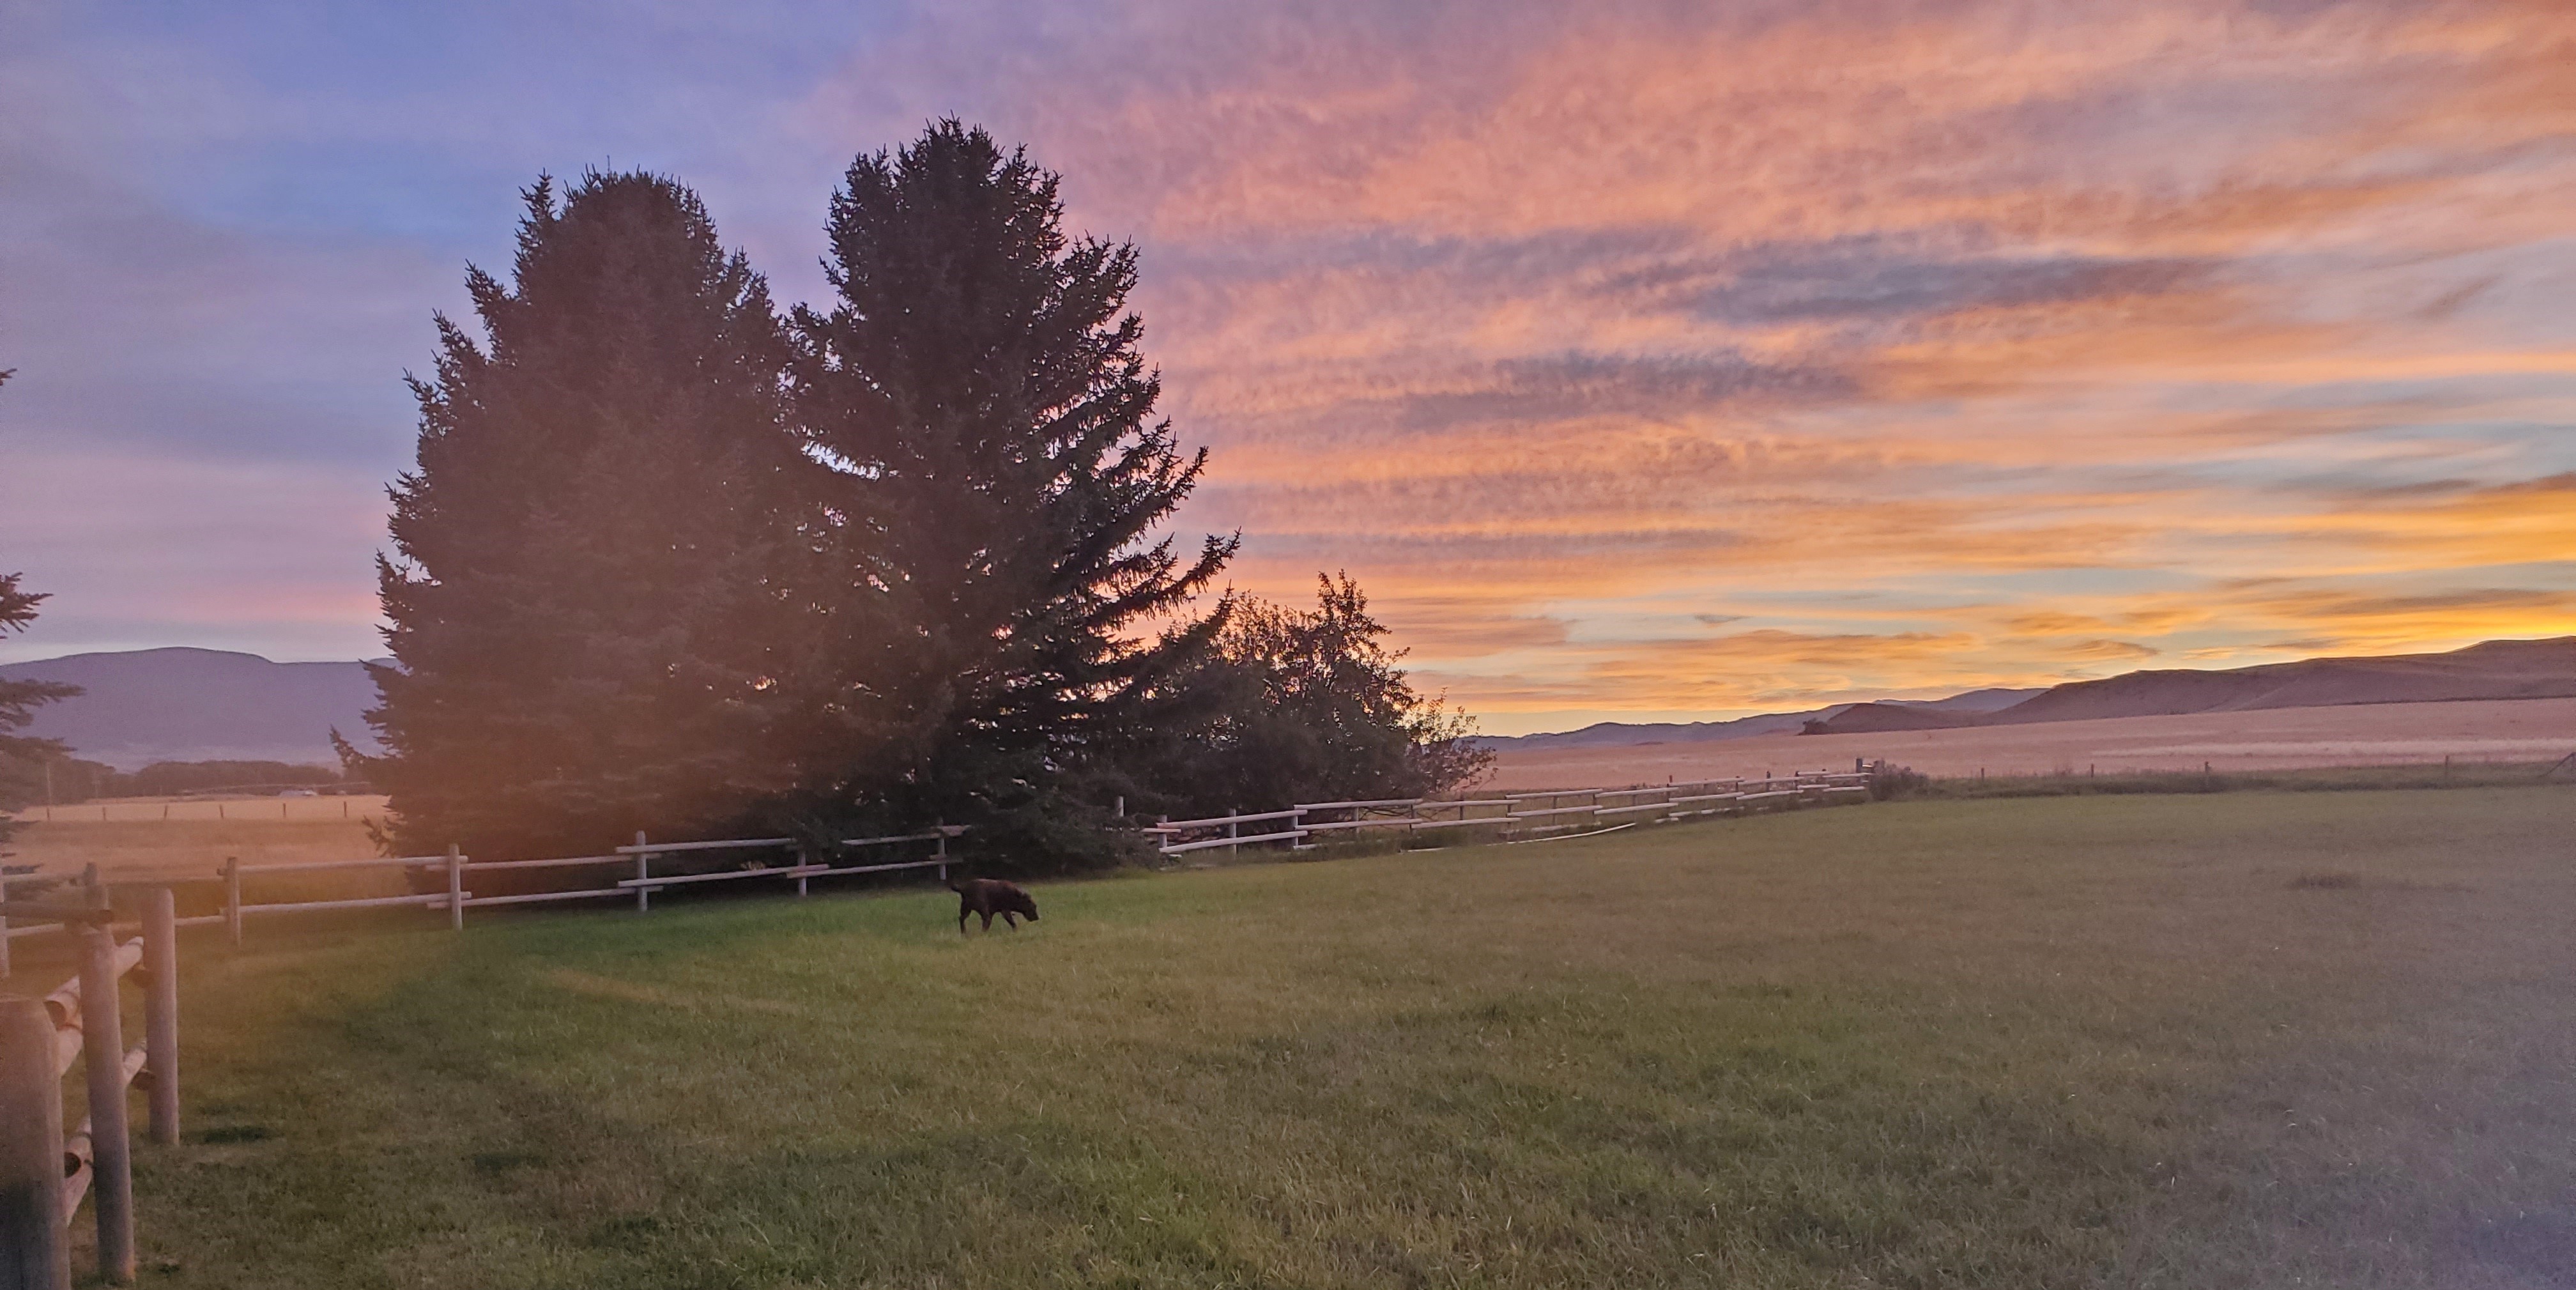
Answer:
1798;637;2576;737
1485;707;1843;751
0;648;383;771
1896;687;2050;714
1482;686;2041;749
1795;703;1976;735
19;638;2570;767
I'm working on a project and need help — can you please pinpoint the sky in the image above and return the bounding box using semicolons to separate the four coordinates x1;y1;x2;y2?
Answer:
1;0;2571;735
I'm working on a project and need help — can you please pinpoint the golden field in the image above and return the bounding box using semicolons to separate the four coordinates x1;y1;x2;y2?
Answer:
1;798;390;883
1485;697;2576;791
11;700;2576;876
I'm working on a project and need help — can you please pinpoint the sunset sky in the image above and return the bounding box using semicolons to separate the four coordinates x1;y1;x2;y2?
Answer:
3;0;2570;734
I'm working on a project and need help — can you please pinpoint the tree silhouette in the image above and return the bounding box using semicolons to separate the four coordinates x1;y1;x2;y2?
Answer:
791;121;1234;863
358;173;812;858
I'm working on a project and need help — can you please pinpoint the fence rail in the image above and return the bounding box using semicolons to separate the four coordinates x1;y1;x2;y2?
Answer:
0;762;1889;1278
2;826;967;957
620;828;958;910
1149;763;1887;859
7;766;1878;941
1;870;181;1287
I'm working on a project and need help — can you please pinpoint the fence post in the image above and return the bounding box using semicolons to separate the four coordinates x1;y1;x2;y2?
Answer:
934;826;947;884
221;857;241;949
141;891;178;1148
1;895;10;982
445;845;463;932
0;994;71;1290
634;833;650;914
76;925;135;1284
794;848;809;899
1228;810;1240;859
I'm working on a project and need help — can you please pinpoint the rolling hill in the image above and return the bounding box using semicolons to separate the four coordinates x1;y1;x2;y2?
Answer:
1482;687;2040;750
0;648;383;771
8;637;2570;768
1799;637;2576;737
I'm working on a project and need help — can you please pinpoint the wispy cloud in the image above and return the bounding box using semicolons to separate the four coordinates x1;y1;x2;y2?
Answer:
3;0;2571;730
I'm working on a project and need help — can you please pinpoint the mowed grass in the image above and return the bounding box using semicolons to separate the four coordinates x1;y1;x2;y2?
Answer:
111;788;2576;1288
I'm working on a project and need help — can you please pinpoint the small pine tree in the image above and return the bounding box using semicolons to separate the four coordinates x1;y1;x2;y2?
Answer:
0;571;80;845
356;173;813;859
790;121;1235;865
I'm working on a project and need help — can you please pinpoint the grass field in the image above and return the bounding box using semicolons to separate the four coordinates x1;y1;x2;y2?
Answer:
66;786;2576;1287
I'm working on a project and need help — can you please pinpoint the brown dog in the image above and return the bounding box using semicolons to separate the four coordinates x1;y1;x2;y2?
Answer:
948;877;1039;933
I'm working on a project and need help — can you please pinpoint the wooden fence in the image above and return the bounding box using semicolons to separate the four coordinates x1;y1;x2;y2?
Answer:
0;873;181;1287
0;829;960;1282
1;829;963;954
1146;766;1880;858
0;768;1880;1282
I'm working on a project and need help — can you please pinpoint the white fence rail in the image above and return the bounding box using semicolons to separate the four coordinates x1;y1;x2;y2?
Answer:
0;762;1883;1282
1149;764;1885;859
0;827;969;955
1;870;183;1287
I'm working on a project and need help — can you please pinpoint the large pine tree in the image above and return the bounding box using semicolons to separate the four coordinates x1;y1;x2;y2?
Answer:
358;173;812;859
790;121;1234;862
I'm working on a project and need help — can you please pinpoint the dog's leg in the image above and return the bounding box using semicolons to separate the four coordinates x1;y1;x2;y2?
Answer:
980;910;995;931
1002;911;1020;929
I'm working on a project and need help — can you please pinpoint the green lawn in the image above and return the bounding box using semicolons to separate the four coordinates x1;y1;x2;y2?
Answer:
100;788;2576;1288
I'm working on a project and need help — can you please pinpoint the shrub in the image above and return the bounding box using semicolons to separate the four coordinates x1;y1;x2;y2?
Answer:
1868;763;1931;801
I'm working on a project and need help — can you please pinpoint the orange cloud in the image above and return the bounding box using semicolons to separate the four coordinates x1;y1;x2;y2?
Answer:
806;0;2576;732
